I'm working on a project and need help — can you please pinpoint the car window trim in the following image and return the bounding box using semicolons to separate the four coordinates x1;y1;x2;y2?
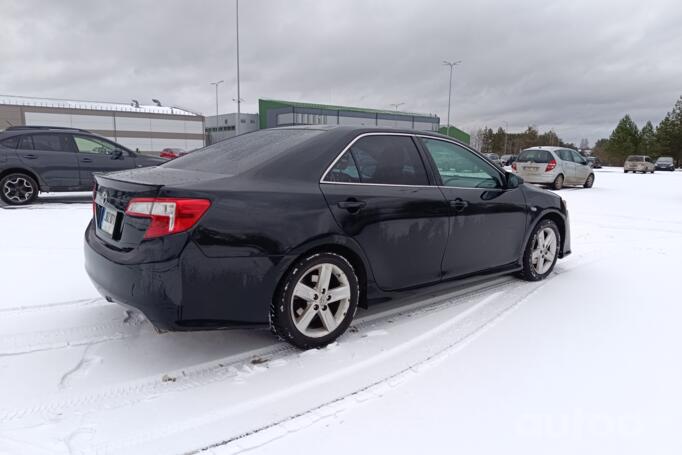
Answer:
320;132;510;191
416;135;506;188
320;132;435;187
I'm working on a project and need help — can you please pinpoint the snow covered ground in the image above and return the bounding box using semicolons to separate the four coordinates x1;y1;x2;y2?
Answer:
0;169;681;454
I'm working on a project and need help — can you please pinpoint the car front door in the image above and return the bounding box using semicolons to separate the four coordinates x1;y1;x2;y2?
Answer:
418;137;528;279
320;134;450;291
16;133;80;189
69;135;137;188
571;150;591;183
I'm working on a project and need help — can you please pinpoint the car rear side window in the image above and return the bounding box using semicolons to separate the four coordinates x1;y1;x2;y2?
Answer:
518;149;551;163
0;136;20;149
346;135;428;185
18;135;34;150
325;152;360;183
558;150;573;162
166;129;323;175
30;134;65;152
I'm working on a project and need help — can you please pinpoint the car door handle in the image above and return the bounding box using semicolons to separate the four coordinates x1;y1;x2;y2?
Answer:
22;154;37;160
450;199;468;212
81;158;93;163
337;199;367;212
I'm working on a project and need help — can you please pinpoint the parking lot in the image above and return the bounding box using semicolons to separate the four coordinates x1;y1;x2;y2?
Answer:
1;168;681;454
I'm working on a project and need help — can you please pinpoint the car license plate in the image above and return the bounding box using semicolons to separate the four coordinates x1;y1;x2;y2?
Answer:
100;207;117;235
525;166;539;172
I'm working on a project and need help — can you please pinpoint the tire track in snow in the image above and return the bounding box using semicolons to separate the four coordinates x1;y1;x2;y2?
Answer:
0;306;146;356
103;279;549;455
0;277;519;425
191;279;551;454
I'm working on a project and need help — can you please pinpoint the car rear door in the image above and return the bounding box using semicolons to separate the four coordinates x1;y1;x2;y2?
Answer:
418;137;528;279
320;133;450;291
557;149;577;184
571;150;591;183
69;134;138;187
16;133;79;189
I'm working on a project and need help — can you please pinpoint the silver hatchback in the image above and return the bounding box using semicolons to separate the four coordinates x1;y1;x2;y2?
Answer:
512;147;594;190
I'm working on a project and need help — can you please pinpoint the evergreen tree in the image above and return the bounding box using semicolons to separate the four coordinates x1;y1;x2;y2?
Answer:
606;115;640;162
655;96;682;167
640;121;656;156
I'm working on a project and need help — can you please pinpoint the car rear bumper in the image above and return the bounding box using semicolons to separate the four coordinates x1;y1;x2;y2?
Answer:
516;172;556;184
84;223;285;330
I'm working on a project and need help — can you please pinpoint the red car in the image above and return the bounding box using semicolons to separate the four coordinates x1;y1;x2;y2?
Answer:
159;147;187;159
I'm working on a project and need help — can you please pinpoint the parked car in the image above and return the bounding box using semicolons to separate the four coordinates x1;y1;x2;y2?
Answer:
160;147;188;160
85;127;571;349
500;154;517;166
586;156;602;169
655;156;675;171
0;126;165;205
512;146;594;190
624;155;655;173
484;153;503;167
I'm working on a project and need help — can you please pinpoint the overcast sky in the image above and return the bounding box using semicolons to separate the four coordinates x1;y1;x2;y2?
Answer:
1;0;681;145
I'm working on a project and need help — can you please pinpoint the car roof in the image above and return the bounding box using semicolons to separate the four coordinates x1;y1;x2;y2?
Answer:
522;146;572;152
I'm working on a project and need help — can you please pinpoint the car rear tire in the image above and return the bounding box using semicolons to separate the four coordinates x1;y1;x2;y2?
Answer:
551;174;564;190
270;252;359;349
0;173;39;206
583;174;595;188
518;219;560;282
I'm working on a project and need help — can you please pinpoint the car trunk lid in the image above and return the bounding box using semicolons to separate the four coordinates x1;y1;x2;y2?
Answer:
93;168;220;251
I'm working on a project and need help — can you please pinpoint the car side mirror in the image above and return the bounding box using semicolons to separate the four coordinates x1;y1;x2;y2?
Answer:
506;172;523;189
111;149;123;159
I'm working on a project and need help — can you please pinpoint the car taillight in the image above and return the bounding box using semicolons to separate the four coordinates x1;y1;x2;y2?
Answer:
125;197;211;239
92;184;97;217
545;159;557;172
511;162;517;171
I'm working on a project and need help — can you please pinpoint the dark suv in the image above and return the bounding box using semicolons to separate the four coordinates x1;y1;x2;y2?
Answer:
0;126;165;205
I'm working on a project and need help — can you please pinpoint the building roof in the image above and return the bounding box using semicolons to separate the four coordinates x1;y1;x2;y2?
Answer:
0;94;201;117
259;98;438;119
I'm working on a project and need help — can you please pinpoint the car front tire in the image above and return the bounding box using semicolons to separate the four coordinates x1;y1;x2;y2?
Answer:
0;173;39;206
270;252;359;349
583;174;595;188
518;219;561;282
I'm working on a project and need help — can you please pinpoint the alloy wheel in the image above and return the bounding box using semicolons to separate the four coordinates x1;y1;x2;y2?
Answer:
290;262;352;338
531;227;557;275
3;176;35;204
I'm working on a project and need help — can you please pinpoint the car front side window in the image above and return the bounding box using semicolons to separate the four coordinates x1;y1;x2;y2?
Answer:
73;136;117;155
326;151;360;183
421;138;502;189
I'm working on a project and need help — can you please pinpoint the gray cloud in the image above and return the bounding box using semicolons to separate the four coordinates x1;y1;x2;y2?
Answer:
1;0;680;145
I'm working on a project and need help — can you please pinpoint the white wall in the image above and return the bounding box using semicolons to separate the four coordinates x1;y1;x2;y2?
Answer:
25;111;203;135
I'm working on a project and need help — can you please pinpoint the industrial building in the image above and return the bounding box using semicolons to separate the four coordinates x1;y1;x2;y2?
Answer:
205;113;259;144
258;99;441;132
0;94;205;153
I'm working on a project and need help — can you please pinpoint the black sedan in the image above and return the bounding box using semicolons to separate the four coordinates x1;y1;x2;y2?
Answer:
85;127;571;349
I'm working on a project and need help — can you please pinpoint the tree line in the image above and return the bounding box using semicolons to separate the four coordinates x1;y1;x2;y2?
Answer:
470;126;575;155
593;95;682;166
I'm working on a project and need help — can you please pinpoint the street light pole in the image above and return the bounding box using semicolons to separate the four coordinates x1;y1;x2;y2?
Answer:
503;120;508;154
235;0;241;136
209;80;224;144
389;102;404;111
442;60;461;137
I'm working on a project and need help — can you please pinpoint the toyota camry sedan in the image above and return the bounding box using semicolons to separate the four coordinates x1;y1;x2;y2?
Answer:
85;126;571;349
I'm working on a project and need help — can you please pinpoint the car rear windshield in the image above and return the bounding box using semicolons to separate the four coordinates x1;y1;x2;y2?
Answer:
165;129;324;175
626;156;644;162
518;149;552;163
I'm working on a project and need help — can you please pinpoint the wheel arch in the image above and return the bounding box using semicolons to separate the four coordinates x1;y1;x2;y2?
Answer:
0;167;44;190
274;236;374;309
522;209;568;261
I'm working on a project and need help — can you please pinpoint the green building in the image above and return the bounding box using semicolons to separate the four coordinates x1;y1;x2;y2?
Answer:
438;126;470;145
259;98;443;133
